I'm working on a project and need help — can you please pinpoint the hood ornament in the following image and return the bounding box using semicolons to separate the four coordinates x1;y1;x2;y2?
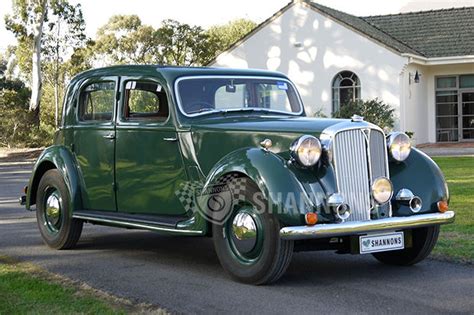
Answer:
351;114;364;122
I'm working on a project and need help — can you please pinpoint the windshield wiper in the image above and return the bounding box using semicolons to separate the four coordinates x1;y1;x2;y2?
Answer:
187;108;219;115
222;108;271;115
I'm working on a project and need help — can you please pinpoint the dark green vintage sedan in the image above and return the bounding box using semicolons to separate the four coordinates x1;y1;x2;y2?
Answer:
22;65;455;284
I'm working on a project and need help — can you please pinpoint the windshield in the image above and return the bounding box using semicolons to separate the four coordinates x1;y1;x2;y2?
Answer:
176;77;303;116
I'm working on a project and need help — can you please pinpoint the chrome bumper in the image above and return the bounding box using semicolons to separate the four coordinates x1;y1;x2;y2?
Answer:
280;211;455;240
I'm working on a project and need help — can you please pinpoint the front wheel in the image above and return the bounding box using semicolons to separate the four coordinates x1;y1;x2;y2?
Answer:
373;226;440;266
212;180;293;285
36;169;83;249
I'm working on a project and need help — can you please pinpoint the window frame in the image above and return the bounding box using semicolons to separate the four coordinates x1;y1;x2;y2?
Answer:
435;74;474;142
118;77;171;126
75;76;119;125
331;71;361;112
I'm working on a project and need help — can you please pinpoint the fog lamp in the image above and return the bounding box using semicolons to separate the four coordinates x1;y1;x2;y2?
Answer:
372;177;393;204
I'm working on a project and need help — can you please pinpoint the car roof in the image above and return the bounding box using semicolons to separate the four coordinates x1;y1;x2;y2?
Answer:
70;65;289;86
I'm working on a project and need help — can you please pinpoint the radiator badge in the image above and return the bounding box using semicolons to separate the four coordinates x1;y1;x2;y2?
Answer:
351;114;364;122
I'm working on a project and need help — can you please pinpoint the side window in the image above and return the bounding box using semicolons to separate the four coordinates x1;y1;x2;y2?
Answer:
78;81;116;121
123;81;168;121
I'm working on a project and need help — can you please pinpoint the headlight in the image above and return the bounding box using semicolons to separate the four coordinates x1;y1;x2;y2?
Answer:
387;132;411;161
290;135;322;167
372;177;393;204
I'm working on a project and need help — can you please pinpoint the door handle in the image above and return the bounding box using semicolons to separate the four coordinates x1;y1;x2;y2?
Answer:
103;133;115;140
163;137;177;142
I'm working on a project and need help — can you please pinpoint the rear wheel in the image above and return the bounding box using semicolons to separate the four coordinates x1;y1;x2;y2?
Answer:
373;226;440;266
36;169;83;249
212;179;293;285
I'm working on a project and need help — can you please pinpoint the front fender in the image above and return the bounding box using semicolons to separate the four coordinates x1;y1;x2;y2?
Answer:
26;145;82;213
390;148;449;216
203;148;316;226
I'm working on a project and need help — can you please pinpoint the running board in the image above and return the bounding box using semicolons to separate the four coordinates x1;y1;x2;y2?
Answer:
73;210;203;235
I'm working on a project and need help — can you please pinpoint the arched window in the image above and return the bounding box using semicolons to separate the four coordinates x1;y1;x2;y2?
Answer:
332;71;361;112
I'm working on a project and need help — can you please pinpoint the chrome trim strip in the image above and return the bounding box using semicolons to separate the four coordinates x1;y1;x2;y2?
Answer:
174;75;305;117
72;214;204;235
279;211;455;240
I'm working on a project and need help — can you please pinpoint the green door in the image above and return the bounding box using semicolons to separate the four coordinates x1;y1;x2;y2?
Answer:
73;77;118;211
115;78;188;215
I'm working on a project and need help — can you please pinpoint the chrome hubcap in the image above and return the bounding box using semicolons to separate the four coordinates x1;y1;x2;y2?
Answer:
44;188;62;233
231;211;257;254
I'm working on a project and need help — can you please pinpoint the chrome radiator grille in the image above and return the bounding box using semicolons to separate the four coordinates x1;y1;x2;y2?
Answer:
332;128;389;221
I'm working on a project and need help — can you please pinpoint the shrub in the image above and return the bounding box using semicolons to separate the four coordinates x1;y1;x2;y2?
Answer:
0;78;54;148
332;98;395;129
312;107;328;118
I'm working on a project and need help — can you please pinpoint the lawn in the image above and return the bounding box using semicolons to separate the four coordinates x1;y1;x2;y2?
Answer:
0;256;141;314
432;156;474;263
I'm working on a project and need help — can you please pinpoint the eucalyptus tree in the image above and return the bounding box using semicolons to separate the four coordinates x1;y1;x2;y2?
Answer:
5;0;86;124
92;15;162;65
206;19;256;61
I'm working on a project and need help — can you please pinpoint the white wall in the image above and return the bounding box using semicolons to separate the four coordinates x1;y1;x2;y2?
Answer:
212;2;407;124
399;63;430;143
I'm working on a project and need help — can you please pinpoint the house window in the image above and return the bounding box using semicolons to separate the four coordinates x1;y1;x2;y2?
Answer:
436;74;474;142
332;71;361;112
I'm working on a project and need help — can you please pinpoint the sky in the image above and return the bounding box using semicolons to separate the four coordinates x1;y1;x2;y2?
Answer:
0;0;472;53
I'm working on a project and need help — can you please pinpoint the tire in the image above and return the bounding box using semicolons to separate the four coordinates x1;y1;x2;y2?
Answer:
373;226;440;266
36;169;83;249
212;178;294;285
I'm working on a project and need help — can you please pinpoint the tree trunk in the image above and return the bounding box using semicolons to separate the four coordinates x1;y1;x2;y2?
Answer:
54;19;61;128
29;0;48;123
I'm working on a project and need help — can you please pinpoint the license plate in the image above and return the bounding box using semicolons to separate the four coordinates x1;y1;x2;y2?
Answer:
359;231;404;254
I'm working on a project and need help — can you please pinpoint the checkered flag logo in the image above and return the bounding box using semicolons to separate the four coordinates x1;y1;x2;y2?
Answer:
175;181;202;213
175;175;249;225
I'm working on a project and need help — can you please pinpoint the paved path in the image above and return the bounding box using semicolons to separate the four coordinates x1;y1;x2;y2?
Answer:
0;163;473;314
419;147;474;157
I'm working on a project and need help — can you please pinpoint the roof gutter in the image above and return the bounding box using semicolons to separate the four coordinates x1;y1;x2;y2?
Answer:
402;53;474;65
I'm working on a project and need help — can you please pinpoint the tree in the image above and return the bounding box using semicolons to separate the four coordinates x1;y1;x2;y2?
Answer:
42;1;86;127
0;53;33;147
158;19;210;66
92;15;162;65
332;98;395;129
5;0;86;124
5;0;48;118
206;19;256;60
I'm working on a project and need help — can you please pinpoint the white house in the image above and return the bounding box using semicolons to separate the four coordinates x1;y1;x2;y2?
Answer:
211;0;474;144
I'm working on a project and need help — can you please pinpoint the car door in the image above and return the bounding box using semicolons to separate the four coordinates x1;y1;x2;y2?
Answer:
115;77;188;215
73;77;118;211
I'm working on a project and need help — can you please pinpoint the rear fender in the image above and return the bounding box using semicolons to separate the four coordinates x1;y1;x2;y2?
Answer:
26;145;82;213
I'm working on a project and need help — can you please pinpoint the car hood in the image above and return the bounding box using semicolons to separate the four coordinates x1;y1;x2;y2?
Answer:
186;115;349;175
188;115;346;135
